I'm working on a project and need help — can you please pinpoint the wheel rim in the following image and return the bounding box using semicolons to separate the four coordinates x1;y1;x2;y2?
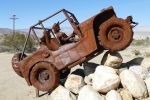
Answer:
107;27;123;42
30;62;59;91
99;17;133;52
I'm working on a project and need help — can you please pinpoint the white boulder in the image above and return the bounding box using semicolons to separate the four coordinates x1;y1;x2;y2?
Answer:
50;85;76;100
84;74;94;85
78;85;105;100
64;74;85;94
119;63;129;74
142;97;150;100
92;65;120;93
101;51;123;69
106;90;122;100
141;58;150;72
120;89;133;100
120;70;148;99
145;77;150;96
129;65;149;80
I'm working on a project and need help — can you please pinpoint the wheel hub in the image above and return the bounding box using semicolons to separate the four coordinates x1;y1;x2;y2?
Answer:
112;30;121;40
38;70;50;83
108;27;123;42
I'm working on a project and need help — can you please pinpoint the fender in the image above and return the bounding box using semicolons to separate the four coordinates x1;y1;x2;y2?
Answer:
20;46;51;85
92;6;117;35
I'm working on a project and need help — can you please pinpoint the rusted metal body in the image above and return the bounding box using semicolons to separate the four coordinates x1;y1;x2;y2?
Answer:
12;6;136;92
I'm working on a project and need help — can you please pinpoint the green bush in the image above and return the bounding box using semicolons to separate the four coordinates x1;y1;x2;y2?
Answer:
131;37;150;46
1;32;36;52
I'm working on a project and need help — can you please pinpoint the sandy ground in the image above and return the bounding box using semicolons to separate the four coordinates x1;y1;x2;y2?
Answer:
0;53;50;100
0;46;149;100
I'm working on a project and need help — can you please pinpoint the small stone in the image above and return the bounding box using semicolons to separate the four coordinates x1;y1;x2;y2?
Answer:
65;74;85;94
101;51;123;69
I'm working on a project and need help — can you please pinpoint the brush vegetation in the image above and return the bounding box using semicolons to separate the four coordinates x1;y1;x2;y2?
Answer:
0;32;36;53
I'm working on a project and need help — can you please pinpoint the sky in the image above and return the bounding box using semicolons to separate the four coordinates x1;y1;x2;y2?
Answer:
0;0;150;29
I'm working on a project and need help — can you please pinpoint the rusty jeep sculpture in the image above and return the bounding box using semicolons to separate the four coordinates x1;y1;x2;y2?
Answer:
12;6;137;92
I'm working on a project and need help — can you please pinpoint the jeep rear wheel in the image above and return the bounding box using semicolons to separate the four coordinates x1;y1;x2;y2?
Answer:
99;17;133;52
12;53;27;77
30;62;59;91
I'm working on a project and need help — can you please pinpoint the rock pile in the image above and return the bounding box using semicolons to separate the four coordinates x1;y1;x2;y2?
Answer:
50;51;150;100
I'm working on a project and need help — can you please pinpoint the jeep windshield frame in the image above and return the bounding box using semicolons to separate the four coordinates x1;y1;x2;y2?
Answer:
21;9;80;59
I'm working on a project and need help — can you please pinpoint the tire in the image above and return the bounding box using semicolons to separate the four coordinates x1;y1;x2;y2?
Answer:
99;17;133;52
12;53;27;77
30;62;60;91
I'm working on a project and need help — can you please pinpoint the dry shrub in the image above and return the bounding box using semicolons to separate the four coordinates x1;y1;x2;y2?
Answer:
132;49;141;56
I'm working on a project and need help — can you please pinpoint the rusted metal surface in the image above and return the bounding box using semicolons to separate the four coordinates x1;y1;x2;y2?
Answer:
12;53;26;77
30;62;60;91
99;17;133;52
11;6;136;92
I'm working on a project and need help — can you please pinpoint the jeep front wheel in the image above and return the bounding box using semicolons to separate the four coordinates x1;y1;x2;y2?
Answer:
30;62;59;91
